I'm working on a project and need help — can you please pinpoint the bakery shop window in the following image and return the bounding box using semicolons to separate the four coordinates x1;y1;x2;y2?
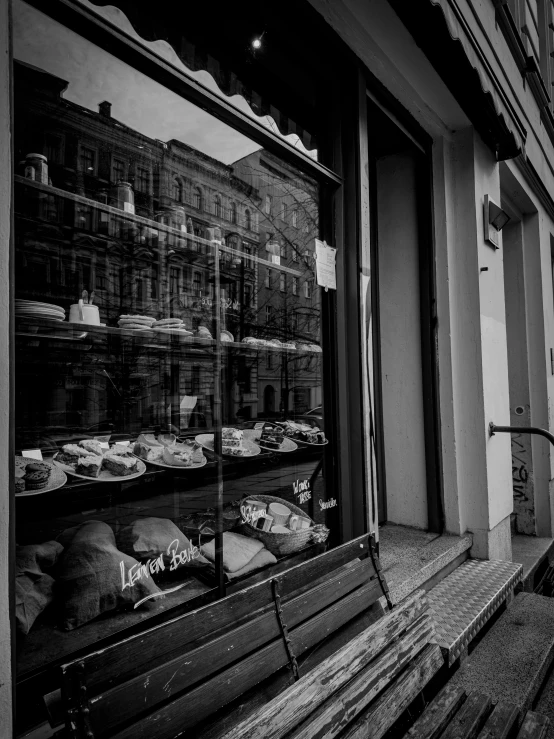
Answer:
12;0;345;708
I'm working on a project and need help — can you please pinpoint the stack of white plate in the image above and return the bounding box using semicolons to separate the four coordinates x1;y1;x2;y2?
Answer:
15;300;65;322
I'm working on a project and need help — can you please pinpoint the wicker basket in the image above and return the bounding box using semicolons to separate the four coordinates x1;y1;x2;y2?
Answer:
238;494;327;557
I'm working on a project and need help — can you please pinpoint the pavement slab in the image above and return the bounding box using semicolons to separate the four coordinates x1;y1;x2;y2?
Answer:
449;592;554;714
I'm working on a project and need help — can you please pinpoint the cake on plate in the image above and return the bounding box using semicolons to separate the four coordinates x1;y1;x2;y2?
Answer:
102;453;137;476
56;444;89;467
75;455;102;478
260;424;284;450
79;439;103;456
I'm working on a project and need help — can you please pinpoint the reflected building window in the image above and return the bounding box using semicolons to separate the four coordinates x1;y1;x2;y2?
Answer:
112;158;125;183
230;202;237;224
245;208;252;230
292;209;298;228
79;146;96;174
280;273;285;292
265;305;273;323
244;282;253;306
292;277;298;295
173;177;184;202
265;194;272;215
214;194;222;218
135;167;150;194
193;187;203;210
265;269;271;288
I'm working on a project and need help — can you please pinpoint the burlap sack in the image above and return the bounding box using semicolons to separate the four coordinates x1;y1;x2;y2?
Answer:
56;521;161;630
15;540;64;635
116;517;209;569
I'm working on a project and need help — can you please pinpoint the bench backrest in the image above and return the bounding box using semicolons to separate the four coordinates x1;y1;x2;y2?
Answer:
59;533;386;739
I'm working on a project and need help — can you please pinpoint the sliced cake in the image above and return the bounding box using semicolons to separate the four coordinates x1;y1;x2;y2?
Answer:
79;439;103;456
102;453;137;476
75;455;102;478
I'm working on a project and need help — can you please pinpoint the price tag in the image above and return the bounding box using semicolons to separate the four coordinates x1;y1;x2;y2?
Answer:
98;442;110;450
22;449;43;461
254;422;265;430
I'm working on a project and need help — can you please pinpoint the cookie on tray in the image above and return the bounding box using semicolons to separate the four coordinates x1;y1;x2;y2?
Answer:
117;322;153;331
23;468;50;490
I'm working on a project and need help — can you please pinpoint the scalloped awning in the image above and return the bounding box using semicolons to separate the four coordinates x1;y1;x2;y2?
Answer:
390;0;527;160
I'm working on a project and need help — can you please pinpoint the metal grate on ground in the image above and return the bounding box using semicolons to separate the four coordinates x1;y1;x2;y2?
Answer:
427;559;523;666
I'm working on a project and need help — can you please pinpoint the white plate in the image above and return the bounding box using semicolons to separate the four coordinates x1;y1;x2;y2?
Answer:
153;328;194;335
195;434;261;458
15;456;67;496
242;430;298;453
53;454;146;482
289;437;329;447
16;314;66;322
132;452;207;470
16;300;65;313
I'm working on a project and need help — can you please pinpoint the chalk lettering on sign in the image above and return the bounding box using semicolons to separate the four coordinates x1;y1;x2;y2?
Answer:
240;504;266;526
293;479;312;504
120;540;202;594
319;498;337;511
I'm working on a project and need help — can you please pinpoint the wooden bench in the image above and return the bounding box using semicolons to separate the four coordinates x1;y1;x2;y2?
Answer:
207;593;551;739
46;533;390;738
47;533;550;739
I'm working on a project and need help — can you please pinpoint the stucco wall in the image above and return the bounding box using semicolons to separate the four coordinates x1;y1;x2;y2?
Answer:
377;152;428;529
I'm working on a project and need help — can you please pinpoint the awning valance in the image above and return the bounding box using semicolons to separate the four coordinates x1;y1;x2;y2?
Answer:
390;0;527;160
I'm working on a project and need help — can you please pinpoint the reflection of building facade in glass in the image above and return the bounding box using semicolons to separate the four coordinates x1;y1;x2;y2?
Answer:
13;60;322;440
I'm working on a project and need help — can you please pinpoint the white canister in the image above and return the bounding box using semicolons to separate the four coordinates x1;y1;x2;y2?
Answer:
69;303;100;325
271;525;292;534
268;502;291;526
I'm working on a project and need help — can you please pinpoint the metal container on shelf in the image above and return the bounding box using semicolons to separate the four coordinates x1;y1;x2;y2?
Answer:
24;153;49;184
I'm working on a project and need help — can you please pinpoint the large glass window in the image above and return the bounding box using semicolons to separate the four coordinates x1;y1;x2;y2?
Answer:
12;0;344;723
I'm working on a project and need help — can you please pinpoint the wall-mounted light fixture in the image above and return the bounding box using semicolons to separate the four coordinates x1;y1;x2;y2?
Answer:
484;195;510;249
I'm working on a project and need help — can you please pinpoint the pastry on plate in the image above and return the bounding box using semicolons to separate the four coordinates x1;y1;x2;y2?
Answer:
179;439;205;464
110;444;134;458
56;444;89;467
102;453;137;476
133;442;164;462
260;424;284;449
79;439;103;456
75;455;102;478
136;433;163;447
23;462;51;490
15;476;26;493
162;447;193;467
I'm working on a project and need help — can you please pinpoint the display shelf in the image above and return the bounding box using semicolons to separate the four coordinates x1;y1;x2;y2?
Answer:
14;317;322;354
14;175;305;276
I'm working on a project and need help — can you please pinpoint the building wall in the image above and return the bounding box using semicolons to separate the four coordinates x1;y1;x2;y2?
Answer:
0;0;13;733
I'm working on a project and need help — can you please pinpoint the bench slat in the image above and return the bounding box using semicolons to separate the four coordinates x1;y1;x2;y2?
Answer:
340;643;445;739
516;711;551;739
62;533;374;693
213;591;429;739
88;558;376;732
406;683;466;739
439;692;491;739
476;702;519;739
285;613;434;739
102;577;381;739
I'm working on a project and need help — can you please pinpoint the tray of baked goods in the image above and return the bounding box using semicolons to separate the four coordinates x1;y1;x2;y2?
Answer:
274;420;328;446
243;424;298;453
132;433;208;469
53;440;146;481
195;428;261;457
15;456;67;496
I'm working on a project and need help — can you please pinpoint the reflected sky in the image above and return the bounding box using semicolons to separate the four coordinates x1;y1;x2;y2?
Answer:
14;0;262;165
